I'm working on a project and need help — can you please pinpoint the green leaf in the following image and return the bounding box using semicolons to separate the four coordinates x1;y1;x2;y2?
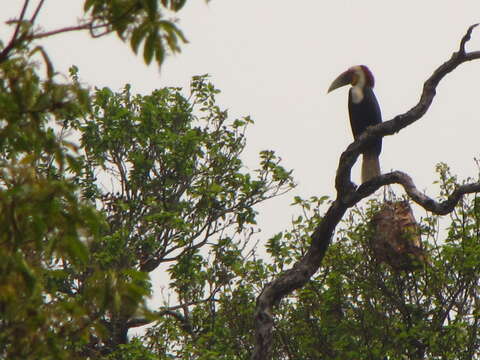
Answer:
130;23;149;55
155;42;165;65
142;0;158;17
143;31;157;64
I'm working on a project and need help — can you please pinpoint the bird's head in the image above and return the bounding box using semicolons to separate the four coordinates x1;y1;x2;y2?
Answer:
327;65;375;93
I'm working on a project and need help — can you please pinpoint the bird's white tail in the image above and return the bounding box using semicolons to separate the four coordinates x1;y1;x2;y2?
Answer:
362;153;380;183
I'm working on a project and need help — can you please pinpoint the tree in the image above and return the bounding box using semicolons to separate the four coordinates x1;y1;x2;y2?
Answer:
251;24;480;359
1;0;190;66
260;168;480;359
140;167;480;359
73;75;293;356
0;1;293;358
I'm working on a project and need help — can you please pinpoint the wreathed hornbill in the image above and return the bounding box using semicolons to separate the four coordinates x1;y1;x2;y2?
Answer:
328;65;382;183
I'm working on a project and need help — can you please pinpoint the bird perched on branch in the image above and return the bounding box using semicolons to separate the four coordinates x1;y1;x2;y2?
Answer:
328;65;382;183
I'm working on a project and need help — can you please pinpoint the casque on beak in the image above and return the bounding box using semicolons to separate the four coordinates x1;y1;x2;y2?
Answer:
327;69;354;93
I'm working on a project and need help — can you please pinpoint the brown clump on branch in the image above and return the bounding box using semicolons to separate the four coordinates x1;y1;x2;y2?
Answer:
370;201;427;271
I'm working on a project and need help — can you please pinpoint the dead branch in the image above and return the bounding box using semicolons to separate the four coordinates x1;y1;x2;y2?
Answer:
126;294;219;331
252;24;480;360
127;309;193;334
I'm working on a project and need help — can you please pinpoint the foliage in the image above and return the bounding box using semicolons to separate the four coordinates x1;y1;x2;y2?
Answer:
0;58;294;357
152;164;480;359
0;32;109;358
0;2;294;358
76;75;293;274
83;0;189;65
70;74;293;356
1;0;201;68
0;5;294;355
275;166;480;360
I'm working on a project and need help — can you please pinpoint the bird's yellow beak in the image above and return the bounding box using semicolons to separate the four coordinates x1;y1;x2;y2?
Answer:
327;70;354;93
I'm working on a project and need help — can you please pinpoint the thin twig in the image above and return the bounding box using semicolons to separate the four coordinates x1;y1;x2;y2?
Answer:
0;0;30;62
459;23;479;54
28;22;109;40
30;0;46;24
126;294;219;329
12;0;30;41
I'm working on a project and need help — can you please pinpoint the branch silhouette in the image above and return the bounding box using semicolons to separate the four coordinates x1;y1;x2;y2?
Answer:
252;23;480;360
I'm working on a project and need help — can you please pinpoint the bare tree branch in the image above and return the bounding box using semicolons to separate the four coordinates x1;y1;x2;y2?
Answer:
354;171;480;215
127;309;193;333
27;22;112;41
30;0;46;24
251;24;480;360
13;0;30;40
127;294;219;331
0;0;30;62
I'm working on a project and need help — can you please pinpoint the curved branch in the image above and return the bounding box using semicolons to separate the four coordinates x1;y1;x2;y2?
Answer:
252;24;480;360
354;171;480;215
335;24;480;194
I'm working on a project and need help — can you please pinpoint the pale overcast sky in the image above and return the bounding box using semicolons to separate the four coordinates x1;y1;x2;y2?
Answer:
3;1;480;309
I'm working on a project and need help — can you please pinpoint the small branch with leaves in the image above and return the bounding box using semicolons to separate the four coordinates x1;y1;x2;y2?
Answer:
0;0;112;63
126;292;220;333
0;0;187;67
251;23;480;360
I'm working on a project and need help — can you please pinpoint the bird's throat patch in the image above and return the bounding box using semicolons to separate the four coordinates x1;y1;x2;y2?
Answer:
351;86;364;104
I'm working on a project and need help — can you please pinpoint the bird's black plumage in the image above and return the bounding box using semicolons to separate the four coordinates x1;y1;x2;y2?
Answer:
348;86;382;157
328;65;383;182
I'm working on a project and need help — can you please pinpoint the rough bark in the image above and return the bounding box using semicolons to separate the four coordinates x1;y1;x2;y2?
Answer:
252;24;480;360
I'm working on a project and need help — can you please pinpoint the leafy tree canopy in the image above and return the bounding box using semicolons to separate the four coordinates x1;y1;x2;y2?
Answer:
0;1;294;358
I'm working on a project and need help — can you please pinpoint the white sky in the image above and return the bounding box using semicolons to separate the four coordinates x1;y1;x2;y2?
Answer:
3;1;480;310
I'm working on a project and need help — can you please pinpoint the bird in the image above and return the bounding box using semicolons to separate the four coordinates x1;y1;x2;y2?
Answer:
328;65;382;183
